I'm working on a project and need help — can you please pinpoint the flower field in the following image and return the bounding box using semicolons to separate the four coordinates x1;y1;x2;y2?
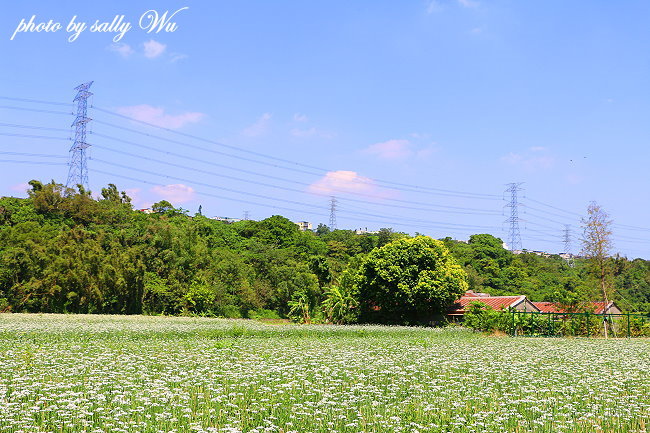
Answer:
0;314;649;432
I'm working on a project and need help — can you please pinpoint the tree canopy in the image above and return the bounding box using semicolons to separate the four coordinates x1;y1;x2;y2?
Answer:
0;180;649;320
356;236;468;325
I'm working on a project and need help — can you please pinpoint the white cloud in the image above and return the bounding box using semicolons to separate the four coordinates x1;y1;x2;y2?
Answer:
116;105;205;129
457;0;479;8
290;127;333;139
170;53;188;63
293;113;308;122
363;138;438;160
428;0;478;13
308;170;392;198
290;127;317;138
108;43;134;58
151;184;195;204
10;182;30;195
363;139;413;160
242;113;272;137
122;188;142;206
502;151;554;170
143;40;167;59
416;147;436;158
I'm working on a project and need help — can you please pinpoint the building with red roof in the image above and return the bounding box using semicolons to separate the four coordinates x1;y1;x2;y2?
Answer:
448;291;539;318
532;301;622;315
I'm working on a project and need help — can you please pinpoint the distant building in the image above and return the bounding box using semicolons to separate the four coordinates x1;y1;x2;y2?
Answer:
448;290;539;319
355;227;380;235
533;301;622;315
513;249;552;258
295;221;312;231
213;216;242;224
138;208;153;214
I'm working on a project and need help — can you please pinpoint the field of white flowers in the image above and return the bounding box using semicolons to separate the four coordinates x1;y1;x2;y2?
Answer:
0;314;648;433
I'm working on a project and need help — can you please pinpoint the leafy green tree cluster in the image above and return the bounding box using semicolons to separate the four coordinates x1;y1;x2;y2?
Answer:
442;234;650;312
1;180;649;321
353;236;468;325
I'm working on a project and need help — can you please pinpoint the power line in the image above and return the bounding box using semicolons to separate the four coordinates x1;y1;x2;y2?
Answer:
90;106;501;200
91;167;501;234
0;122;70;133
0;105;73;116
92;167;327;218
88;139;500;216
0;96;71;106
338;200;502;231
522;203;578;223
90;157;502;233
0;132;69;141
613;223;650;233
525;197;582;217
522;209;575;227
92;157;329;212
0;159;67;166
526;197;650;234
1;93;647;254
522;219;567;232
0;151;67;159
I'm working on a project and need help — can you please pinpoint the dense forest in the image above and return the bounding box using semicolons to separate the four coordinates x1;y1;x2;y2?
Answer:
0;180;648;323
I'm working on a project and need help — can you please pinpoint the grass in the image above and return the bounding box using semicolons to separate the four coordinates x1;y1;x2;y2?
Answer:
0;314;648;432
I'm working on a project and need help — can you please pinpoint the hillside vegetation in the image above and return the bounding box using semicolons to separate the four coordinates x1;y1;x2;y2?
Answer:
0;180;648;322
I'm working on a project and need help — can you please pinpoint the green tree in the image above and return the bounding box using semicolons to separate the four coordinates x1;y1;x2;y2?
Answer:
151;200;175;214
356;236;468;325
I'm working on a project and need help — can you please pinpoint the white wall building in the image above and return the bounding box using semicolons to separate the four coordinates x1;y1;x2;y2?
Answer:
295;221;312;231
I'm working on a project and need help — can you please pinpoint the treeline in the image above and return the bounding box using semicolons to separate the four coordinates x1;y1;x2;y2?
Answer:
0;180;648;323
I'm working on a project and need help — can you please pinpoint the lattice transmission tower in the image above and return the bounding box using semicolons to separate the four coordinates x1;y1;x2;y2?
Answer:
329;196;338;230
66;81;93;189
504;183;523;251
563;224;574;267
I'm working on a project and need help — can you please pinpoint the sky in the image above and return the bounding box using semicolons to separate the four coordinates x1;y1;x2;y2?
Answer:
0;0;649;258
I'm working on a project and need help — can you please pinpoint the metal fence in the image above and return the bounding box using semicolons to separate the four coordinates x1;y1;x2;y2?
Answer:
509;311;650;338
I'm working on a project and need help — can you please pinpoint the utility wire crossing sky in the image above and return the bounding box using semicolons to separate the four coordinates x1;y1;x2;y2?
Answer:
0;1;649;258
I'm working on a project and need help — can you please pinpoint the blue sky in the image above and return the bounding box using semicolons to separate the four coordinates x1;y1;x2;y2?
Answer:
1;0;649;258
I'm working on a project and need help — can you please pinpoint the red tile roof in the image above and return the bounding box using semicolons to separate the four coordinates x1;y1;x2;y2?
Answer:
532;302;564;313
448;295;526;315
532;301;618;314
590;301;616;314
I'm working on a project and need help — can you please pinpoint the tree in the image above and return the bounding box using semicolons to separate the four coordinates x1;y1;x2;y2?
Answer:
581;201;613;338
151;200;175;214
315;223;330;236
355;236;468;325
100;184;131;205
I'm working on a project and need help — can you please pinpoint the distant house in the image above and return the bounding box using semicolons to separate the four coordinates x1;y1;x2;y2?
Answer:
295;221;312;231
213;216;242;224
448;290;539;319
533;301;622;315
355;227;380;235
